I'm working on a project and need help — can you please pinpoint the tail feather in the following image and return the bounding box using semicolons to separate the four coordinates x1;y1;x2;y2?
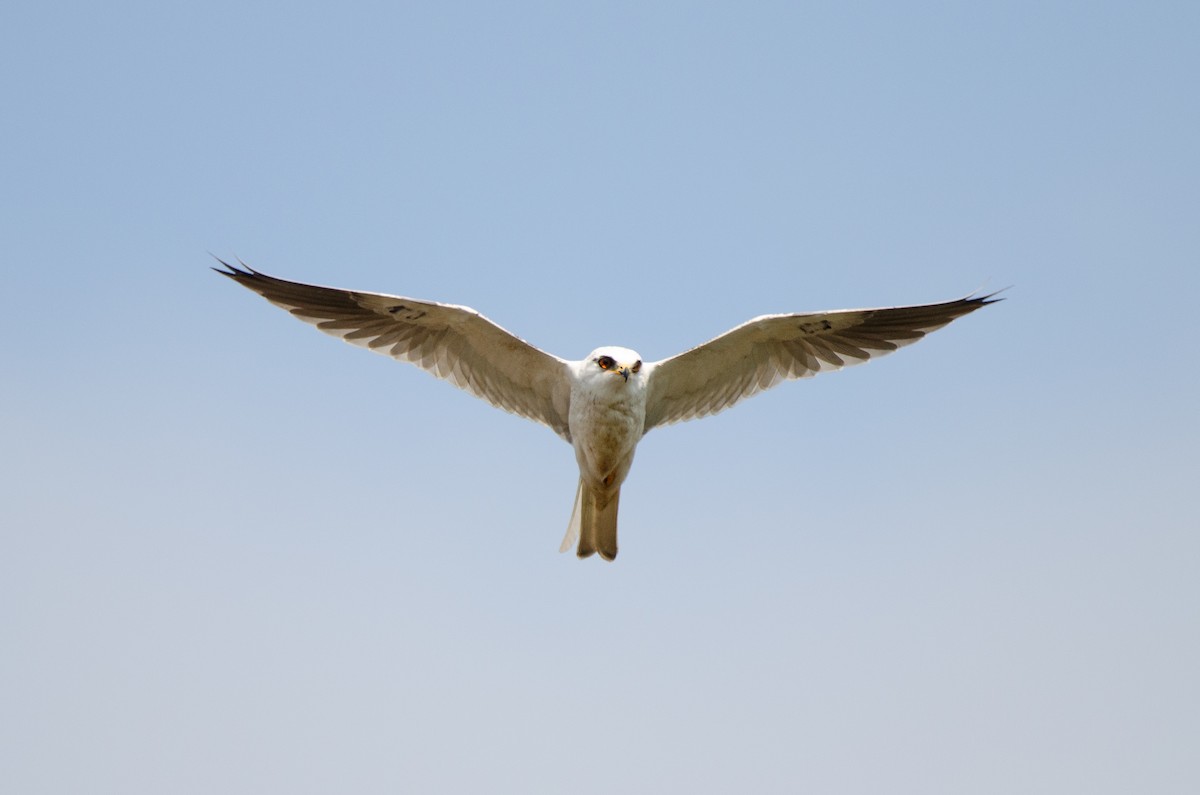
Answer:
560;480;584;554
560;479;620;561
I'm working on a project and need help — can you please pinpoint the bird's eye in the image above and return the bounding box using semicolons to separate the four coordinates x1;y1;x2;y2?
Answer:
597;356;615;370
631;360;642;373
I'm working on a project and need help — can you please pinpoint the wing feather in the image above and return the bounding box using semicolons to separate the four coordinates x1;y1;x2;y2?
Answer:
643;293;1000;431
216;261;574;441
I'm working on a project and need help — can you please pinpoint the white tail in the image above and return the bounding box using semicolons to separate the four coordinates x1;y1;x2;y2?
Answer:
560;478;620;561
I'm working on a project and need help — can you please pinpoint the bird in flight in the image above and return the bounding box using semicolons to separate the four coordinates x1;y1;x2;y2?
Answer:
217;260;998;561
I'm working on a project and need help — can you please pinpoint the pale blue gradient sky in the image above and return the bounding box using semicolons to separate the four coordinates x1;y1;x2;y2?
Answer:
2;2;1197;792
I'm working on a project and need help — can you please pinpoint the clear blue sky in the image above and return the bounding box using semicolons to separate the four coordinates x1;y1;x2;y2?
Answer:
3;1;1197;792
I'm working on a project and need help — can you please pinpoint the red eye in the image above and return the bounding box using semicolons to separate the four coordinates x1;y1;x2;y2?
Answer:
597;356;615;370
631;360;642;373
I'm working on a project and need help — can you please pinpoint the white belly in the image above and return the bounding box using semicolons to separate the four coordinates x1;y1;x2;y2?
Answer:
569;390;644;491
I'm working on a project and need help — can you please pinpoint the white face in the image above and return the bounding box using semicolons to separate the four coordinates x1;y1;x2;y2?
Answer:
584;346;644;385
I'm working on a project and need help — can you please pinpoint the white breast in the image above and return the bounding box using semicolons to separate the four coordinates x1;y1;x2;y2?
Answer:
568;366;647;490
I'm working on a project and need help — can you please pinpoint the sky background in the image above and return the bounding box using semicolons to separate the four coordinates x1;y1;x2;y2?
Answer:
2;1;1197;792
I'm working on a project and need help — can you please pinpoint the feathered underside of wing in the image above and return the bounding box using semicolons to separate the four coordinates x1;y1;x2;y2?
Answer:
642;292;1001;431
216;260;574;441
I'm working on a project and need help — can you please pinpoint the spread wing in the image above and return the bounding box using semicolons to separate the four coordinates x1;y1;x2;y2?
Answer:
643;293;1000;431
216;261;575;441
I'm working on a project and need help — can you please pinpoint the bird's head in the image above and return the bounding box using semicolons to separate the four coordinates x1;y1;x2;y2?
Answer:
584;346;643;385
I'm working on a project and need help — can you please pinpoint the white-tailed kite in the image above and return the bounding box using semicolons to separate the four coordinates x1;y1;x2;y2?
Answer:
217;261;998;560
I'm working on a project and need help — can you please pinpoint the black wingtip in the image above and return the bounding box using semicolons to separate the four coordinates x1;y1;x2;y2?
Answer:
210;253;238;276
971;286;1011;305
210;254;260;282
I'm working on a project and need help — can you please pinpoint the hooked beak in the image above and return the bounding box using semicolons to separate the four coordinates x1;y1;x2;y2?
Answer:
617;365;631;382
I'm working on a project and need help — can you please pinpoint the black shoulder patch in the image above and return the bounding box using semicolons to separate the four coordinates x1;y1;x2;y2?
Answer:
799;318;833;334
388;304;427;321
